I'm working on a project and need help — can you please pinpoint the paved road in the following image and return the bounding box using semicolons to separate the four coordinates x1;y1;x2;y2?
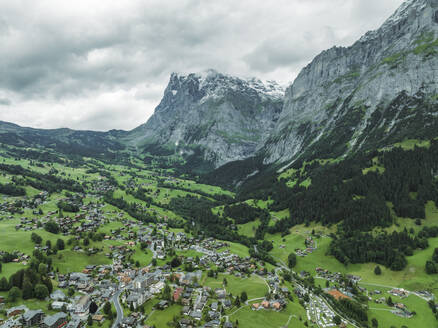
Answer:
111;289;123;328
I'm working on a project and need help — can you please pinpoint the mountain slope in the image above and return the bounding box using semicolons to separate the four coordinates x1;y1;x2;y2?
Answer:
127;70;284;170
263;0;438;167
0;121;127;159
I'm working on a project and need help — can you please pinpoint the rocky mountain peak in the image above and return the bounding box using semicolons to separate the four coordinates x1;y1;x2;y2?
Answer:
128;70;284;170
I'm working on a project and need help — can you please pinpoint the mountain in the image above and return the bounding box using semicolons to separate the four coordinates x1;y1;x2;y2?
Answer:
1;0;437;180
0;121;127;159
263;0;438;168
127;70;284;170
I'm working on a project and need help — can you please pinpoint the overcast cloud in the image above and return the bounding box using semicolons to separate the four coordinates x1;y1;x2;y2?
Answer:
0;0;404;131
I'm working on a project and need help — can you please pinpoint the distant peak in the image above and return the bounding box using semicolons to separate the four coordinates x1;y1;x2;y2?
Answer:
359;0;437;43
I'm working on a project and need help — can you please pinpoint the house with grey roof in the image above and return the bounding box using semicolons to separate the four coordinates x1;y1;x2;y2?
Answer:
43;312;67;328
23;309;44;327
190;310;202;321
50;290;66;301
6;305;28;317
65;319;82;328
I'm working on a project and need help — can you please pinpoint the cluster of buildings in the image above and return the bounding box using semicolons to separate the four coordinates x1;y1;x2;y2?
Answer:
315;268;361;285
389;288;409;298
391;303;414;318
251;299;284;311
294;236;317;257
0;264;120;328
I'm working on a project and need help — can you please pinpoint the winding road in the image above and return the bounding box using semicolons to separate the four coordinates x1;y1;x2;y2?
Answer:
111;289;124;328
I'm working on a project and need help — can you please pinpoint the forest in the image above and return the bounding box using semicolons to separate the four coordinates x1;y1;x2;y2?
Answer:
234;141;438;269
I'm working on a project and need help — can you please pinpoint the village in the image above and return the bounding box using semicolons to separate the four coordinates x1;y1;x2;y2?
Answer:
0;156;435;328
0;188;419;328
0;191;296;328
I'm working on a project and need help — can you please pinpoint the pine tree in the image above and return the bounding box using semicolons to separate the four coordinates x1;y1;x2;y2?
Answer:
288;253;297;268
22;280;33;299
374;266;382;275
103;302;112;315
8;287;21;302
0;277;9;291
34;284;49;300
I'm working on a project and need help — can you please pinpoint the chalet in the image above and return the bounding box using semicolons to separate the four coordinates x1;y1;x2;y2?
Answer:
0;317;22;328
22;309;44;327
50;290;66;301
215;289;226;299
7;305;28;317
375;297;386;304
179;318;192;328
204;319;220;327
181;306;190;316
223;299;232;308
65;319;82;328
190;310;202;321
389;288;409;298
251;303;260;310
92;315;104;324
52;302;67;310
43;312;67;328
58;281;68;289
272;302;282;311
156;301;169;310
181;298;191;306
121;316;136;328
395;303;406;310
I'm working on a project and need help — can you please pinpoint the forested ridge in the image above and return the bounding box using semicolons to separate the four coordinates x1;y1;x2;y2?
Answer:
230;140;438;270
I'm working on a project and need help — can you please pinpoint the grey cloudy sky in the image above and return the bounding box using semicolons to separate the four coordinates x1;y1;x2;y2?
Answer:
0;0;404;131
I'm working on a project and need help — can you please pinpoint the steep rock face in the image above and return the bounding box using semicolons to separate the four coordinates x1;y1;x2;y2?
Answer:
129;70;284;168
264;0;438;166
